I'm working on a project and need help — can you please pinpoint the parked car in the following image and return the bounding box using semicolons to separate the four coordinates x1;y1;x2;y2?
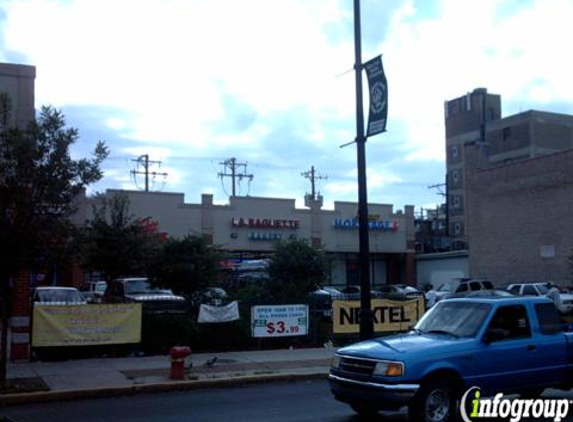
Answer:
191;287;228;306
435;278;493;301
329;296;573;421
105;277;189;314
378;284;424;300
32;286;87;305
337;285;383;299
79;280;107;303
339;285;361;298
309;287;334;320
449;289;514;298
321;286;343;297
500;282;573;314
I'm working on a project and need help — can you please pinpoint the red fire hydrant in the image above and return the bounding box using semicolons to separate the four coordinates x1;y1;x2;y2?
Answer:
170;346;192;380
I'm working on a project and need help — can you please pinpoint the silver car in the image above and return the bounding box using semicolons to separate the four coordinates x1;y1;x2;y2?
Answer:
32;286;87;305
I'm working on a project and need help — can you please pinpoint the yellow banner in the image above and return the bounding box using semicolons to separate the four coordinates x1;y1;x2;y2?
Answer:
32;304;142;347
333;298;425;334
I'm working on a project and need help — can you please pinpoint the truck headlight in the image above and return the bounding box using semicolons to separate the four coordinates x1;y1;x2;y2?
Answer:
331;356;341;369
373;361;403;377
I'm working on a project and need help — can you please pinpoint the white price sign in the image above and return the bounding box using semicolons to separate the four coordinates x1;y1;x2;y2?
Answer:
251;304;308;338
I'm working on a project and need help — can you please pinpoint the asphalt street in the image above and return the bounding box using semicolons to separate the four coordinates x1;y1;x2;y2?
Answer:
3;379;573;422
0;379;399;422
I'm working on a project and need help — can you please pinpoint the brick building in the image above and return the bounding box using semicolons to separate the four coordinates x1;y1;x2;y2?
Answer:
0;62;35;128
1;62;36;360
466;149;573;286
444;88;573;249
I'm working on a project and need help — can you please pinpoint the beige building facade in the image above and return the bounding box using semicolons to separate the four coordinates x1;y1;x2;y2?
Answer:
80;190;416;287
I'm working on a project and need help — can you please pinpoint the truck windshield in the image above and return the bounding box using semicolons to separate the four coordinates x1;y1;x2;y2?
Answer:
415;301;491;337
125;279;152;294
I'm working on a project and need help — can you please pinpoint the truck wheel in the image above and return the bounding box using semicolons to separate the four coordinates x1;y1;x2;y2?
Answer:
350;403;378;417
409;380;455;422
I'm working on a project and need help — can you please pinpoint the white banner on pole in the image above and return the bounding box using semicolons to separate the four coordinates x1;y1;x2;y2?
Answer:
198;301;240;323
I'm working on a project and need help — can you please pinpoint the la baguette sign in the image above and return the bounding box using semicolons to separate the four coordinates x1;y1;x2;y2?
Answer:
231;217;300;230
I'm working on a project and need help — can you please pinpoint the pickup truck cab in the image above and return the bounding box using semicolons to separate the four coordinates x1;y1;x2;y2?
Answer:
106;277;189;314
329;296;573;421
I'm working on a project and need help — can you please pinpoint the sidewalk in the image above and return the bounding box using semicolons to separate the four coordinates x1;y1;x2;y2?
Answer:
2;347;336;405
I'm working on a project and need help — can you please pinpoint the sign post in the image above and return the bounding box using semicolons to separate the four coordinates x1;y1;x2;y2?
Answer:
353;0;373;341
352;0;388;341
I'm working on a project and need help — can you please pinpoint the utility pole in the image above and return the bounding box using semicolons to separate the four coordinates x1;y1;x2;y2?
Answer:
130;154;168;192
353;0;373;341
428;183;446;197
301;166;327;200
218;157;253;197
428;181;448;236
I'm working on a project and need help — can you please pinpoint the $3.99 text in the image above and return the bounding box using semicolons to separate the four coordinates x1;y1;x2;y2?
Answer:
266;321;300;334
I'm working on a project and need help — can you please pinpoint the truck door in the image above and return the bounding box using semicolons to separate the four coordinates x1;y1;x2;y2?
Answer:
530;302;569;385
473;304;557;394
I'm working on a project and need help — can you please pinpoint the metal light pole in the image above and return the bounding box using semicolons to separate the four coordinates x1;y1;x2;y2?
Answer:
353;0;373;340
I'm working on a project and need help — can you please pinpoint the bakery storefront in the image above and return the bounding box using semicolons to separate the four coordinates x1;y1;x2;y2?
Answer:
79;190;415;288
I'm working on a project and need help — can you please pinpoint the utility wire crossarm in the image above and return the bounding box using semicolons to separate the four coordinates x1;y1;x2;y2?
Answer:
218;157;253;197
130;154;168;192
301;166;327;200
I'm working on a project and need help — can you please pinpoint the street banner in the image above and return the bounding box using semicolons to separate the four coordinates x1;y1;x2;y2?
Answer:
333;297;424;334
198;301;240;323
251;304;308;338
364;55;388;137
32;304;142;347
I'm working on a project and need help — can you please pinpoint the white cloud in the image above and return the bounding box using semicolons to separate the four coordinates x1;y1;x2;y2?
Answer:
1;0;354;150
2;0;572;210
377;0;573;162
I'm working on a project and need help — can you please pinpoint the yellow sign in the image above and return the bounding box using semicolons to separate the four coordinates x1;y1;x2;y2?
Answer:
333;298;425;334
32;304;142;347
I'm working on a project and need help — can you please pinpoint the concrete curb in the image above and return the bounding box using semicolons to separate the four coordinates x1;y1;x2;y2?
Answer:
0;372;329;406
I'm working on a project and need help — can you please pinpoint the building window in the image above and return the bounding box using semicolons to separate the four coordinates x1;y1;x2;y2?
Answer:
503;127;511;141
453;195;461;209
452;170;460;184
454;223;461;235
451;146;459;160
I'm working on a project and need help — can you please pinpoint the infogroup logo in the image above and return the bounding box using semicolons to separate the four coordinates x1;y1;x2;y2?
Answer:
460;387;570;422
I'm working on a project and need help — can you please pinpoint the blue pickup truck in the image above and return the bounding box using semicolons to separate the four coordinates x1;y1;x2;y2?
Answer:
329;296;573;421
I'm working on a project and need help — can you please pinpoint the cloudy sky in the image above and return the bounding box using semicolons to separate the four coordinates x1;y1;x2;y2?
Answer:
1;0;572;213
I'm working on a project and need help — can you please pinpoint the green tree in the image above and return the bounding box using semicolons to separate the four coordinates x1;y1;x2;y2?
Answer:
266;238;331;302
76;193;164;281
150;235;223;297
0;93;108;385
